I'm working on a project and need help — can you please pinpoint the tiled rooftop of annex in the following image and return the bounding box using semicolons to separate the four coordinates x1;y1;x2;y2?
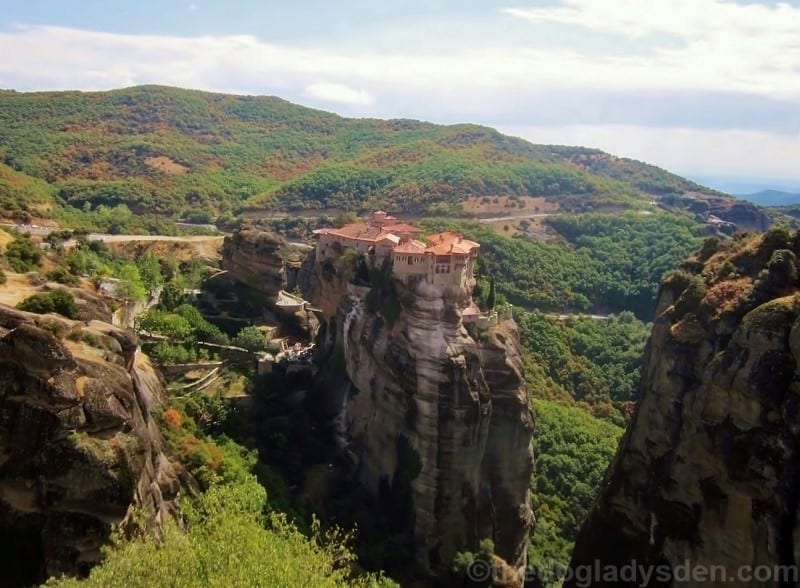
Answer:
313;220;479;257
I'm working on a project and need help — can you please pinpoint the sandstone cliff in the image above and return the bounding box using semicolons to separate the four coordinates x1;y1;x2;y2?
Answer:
0;305;191;586
308;254;534;579
568;229;800;587
220;228;287;300
220;227;317;337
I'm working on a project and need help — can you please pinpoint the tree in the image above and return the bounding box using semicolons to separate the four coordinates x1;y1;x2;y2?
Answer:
175;304;229;345
46;267;79;287
135;309;192;340
232;325;268;353
115;263;146;302
486;275;496;310
136;252;163;294
158;282;186;312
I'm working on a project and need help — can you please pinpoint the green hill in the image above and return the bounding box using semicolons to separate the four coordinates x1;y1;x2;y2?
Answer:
0;85;717;223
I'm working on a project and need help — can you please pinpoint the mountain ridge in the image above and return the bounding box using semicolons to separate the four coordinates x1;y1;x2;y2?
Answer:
0;84;730;225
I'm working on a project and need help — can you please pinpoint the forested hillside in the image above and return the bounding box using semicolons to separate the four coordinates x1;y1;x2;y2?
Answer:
0;85;715;226
423;212;704;319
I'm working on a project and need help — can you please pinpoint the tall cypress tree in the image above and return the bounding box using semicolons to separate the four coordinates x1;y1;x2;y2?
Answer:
486;274;496;310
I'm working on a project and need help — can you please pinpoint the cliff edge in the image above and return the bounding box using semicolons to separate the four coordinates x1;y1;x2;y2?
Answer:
0;305;192;586
308;247;534;579
568;229;800;587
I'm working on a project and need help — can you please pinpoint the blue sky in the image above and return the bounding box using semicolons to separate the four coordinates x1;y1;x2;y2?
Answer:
1;0;799;192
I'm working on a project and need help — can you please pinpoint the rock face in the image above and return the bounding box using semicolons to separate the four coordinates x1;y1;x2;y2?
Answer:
680;193;770;233
568;229;800;587
220;228;318;338
221;228;287;300
308;255;534;578
0;305;191;586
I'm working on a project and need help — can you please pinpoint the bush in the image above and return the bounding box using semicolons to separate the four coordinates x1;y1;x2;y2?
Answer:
46;480;394;588
232;325;268;353
5;234;42;273
16;289;78;319
46;267;80;286
0;268;6;284
146;341;196;365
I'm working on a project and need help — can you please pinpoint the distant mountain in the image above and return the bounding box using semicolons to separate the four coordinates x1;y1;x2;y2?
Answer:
0;85;734;224
687;175;800;195
740;189;800;207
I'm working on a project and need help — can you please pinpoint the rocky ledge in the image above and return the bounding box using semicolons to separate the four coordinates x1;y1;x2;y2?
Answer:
0;305;192;586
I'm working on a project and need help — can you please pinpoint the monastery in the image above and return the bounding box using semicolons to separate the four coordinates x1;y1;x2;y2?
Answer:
313;211;480;288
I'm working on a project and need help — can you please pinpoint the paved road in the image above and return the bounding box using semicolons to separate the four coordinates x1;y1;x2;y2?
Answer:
548;313;610;321
0;223;53;236
478;213;553;223
86;234;224;243
1;223;224;242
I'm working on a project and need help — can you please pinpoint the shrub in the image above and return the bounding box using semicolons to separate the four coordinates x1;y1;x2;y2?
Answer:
46;267;80;286
0;268;6;284
232;325;268;353
5;234;42;272
16;289;78;319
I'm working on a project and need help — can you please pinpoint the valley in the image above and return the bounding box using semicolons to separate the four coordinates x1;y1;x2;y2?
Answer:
0;84;796;588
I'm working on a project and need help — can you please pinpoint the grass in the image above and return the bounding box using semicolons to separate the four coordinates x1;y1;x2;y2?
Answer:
0;228;13;252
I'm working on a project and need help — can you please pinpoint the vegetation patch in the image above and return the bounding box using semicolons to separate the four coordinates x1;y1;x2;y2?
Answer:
17;289;78;319
0;86;713;230
5;232;42;273
528;398;622;574
422;212;702;319
517;310;649;425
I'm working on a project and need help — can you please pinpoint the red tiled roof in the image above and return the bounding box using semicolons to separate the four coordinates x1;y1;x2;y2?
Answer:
313;221;480;255
383;223;423;234
393;239;427;254
425;232;480;255
462;305;482;316
313;223;385;241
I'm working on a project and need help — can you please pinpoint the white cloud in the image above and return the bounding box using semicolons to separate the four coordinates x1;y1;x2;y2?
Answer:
0;11;798;180
502;0;800;39
305;82;373;106
503;0;800;98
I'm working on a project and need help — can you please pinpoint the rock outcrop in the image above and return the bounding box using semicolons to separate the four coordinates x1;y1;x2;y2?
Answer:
678;193;770;233
221;228;287;300
568;229;800;587
308;254;534;579
220;228;318;337
0;305;191;586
